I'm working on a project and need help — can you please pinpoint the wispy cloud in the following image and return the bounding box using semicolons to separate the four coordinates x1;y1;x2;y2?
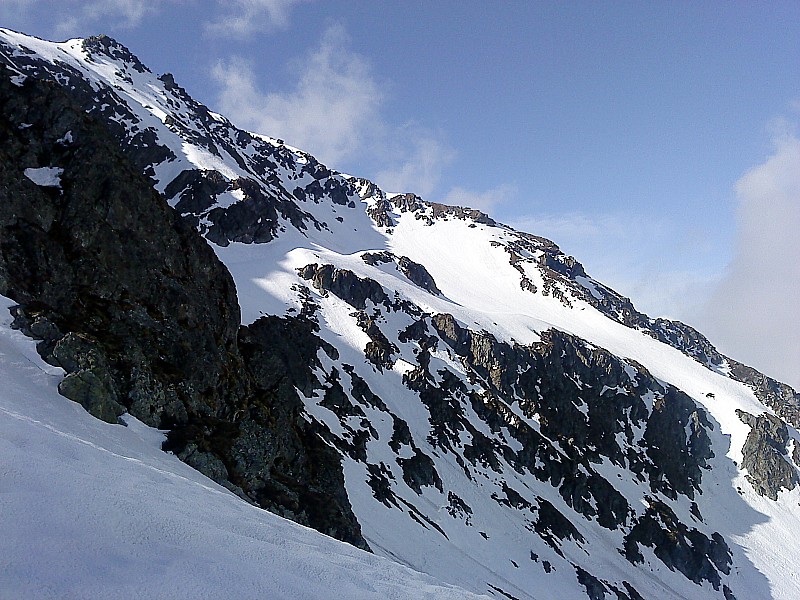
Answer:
0;0;35;18
81;0;159;25
48;0;181;35
211;25;382;167
0;0;185;38
205;0;310;36
211;24;492;204
697;127;800;389
374;131;456;197
440;184;517;214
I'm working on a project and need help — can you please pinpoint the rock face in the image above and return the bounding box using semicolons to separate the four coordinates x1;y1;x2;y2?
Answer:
303;265;733;594
736;410;798;500
0;65;241;427
0;65;366;549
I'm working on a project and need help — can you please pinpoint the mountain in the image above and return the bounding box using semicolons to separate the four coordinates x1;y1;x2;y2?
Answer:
1;28;799;600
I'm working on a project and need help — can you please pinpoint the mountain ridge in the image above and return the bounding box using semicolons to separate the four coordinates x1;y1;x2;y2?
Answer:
1;28;799;600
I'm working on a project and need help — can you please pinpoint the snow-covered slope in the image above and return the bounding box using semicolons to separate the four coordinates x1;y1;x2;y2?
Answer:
2;29;799;600
0;295;488;600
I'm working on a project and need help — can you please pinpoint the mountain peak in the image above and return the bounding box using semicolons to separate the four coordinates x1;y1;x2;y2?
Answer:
81;33;150;73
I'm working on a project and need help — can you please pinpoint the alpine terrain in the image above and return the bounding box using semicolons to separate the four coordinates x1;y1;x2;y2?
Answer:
1;29;799;600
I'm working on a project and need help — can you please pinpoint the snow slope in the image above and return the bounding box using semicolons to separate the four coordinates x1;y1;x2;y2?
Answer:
213;192;800;600
0;295;488;600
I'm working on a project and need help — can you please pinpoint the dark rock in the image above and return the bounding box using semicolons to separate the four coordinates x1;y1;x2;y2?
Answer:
0;66;367;550
82;35;150;74
49;332;107;372
533;497;585;556
165;169;229;215
361;251;394;266
730;362;800;429
299;263;388;310
736;410;798;499
574;565;609;600
203;177;315;246
361;251;441;295
356;311;397;369
399;449;443;494
644;389;714;500
177;443;229;482
58;368;125;423
623;498;731;590
398;256;441;295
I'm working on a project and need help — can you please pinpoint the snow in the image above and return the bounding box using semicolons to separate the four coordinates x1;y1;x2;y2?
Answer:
0;295;489;600
574;275;604;300
23;166;63;188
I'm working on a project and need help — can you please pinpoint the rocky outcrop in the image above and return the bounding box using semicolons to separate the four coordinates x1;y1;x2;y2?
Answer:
0;65;242;429
0;65;366;549
299;263;389;309
491;225;800;432
362;251;441;295
730;363;800;428
736;410;798;500
425;312;728;587
623;498;733;594
165;169;318;246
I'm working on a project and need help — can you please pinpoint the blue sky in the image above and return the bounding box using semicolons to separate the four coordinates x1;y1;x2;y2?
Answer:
2;0;799;388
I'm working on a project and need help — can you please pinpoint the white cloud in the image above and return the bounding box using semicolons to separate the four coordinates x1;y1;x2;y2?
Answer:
53;0;180;35
696;131;800;389
0;0;185;37
211;24;480;204
206;0;310;36
439;184;517;214
81;0;157;25
212;25;382;167
374;132;455;197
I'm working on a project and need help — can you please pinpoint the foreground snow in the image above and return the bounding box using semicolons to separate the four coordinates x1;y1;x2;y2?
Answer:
0;296;488;600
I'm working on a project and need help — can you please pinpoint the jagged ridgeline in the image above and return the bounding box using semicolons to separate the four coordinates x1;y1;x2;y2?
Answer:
1;29;799;600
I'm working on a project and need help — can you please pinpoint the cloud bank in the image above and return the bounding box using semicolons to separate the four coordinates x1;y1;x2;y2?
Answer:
697;131;800;389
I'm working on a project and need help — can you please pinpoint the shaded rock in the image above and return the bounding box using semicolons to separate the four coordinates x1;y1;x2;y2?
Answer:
299;263;388;309
737;410;798;500
623;499;731;590
177;443;230;482
0;66;367;551
398;256;441;295
644;389;714;500
399;449;443;494
58;368;125;423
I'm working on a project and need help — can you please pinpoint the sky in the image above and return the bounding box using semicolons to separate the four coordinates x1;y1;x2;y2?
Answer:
1;1;798;389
